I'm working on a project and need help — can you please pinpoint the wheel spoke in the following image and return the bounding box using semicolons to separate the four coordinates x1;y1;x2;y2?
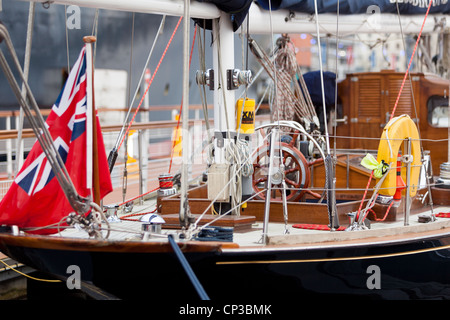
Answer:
285;167;299;175
285;177;300;188
252;133;311;202
289;131;299;147
254;177;267;185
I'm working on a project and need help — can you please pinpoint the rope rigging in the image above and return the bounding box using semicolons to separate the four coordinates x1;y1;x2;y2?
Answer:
2;0;447;250
247;36;319;130
389;0;433;121
168;25;198;174
107;15;180;173
119;23;198;220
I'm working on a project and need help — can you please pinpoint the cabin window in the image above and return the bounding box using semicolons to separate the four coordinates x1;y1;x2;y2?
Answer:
427;95;448;128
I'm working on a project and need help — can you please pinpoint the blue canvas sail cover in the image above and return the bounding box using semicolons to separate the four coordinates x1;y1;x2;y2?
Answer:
193;1;450;31
255;0;450;14
302;71;336;107
194;0;253;31
301;71;336;133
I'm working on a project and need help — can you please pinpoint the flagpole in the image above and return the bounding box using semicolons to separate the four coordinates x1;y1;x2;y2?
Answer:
84;35;101;206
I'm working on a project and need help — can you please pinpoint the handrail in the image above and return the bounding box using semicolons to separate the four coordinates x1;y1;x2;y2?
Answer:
102;119;214;132
0;114;271;140
0;103;270;118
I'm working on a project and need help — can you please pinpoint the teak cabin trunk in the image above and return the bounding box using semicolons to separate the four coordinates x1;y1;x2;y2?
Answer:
336;70;449;174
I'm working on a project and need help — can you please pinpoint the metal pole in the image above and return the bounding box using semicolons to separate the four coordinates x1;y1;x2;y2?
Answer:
141;74;149;197
84;36;101;206
262;129;278;244
6;116;12;179
138;129;144;205
281;180;289;234
314;0;330;154
179;0;191;227
422;151;435;220
213;12;236;164
404;138;412;226
168;235;209;300
448;72;450;163
209;12;236;212
16;1;36;175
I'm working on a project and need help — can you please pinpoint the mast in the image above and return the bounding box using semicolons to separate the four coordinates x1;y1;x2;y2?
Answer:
83;35;101;206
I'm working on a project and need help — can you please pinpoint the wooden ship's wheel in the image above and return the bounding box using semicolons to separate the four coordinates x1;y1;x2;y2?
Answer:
252;123;326;202
252;141;310;201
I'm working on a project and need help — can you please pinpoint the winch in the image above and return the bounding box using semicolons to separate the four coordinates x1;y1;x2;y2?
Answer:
140;213;166;235
156;173;177;213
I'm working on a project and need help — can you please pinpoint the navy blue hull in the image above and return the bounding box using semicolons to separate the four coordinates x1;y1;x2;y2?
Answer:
213;238;450;300
1;231;450;300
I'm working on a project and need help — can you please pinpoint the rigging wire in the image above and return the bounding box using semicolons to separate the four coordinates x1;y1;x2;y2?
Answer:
0;26;86;214
122;12;136;203
248;39;318;127
168;25;198;174
117;16;183;153
394;1;420;135
196;20;211;136
333;0;339;156
394;0;435;217
126;13;135;111
267;0;278;124
64;5;70;73
313;0;338;229
104;16;182;209
16;1;35;176
313;0;330;155
115;22;197;210
91;8;99;64
192;130;272;231
107;14;168;172
198;189;267;233
389;0;433;120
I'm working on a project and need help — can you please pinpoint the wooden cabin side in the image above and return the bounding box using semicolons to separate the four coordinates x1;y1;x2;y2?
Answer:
336;70;449;174
417;73;449;174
